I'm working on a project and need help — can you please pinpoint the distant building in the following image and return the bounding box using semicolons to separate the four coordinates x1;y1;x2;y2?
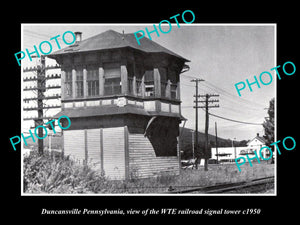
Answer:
48;30;189;180
211;133;268;163
246;133;267;158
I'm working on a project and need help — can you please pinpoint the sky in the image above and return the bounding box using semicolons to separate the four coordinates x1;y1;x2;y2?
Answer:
21;24;275;141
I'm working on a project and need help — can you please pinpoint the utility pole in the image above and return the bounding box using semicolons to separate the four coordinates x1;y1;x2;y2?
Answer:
191;78;204;169
23;56;61;155
191;130;195;159
234;137;236;160
196;93;219;171
36;56;46;155
215;121;218;164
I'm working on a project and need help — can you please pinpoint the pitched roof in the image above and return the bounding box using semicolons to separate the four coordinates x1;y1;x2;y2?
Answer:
247;135;266;145
255;136;266;144
49;29;189;62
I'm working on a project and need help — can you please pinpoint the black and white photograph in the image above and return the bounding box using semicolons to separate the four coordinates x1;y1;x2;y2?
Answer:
20;23;276;195
3;5;298;220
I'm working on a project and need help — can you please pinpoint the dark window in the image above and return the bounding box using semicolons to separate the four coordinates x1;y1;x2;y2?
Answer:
87;67;99;96
144;70;154;97
171;84;177;99
104;63;121;95
104;77;121;95
127;63;134;95
76;68;83;97
159;68;167;98
161;82;167;97
128;77;134;95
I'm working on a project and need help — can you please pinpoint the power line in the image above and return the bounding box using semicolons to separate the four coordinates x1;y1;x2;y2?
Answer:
23;29;52;39
205;80;266;108
182;74;267;109
191;80;267;112
181;105;263;125
206;111;263;125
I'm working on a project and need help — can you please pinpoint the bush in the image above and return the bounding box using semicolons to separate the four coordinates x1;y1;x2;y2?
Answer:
23;151;106;194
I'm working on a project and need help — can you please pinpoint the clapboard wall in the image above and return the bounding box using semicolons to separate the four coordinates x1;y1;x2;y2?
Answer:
86;129;101;171
102;127;126;180
128;133;179;179
63;127;125;180
64;130;85;164
63;126;179;180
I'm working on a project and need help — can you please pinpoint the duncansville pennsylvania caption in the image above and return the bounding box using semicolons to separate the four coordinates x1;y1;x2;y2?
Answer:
41;208;261;216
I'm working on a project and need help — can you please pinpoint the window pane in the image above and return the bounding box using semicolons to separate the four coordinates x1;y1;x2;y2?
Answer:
144;70;154;82
171;84;177;99
76;69;83;80
65;83;72;97
75;68;83;97
95;81;99;95
64;70;72;97
104;77;121;95
104;68;120;78
145;82;154;97
76;81;83;97
87;67;99;97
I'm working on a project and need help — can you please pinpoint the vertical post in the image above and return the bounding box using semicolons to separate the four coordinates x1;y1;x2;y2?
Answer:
84;129;88;166
166;79;171;98
178;120;186;175
204;94;209;171
99;66;104;96
133;75;137;96
234;138;236;160
191;130;195;159
61;131;64;159
36;55;45;155
124;126;129;180
195;81;199;165
72;67;76;99
83;67;87;97
153;68;161;97
141;76;145;97
100;128;104;175
177;136;181;175
191;78;204;169
61;70;66;101
215;122;218;164
121;65;128;95
176;80;180;100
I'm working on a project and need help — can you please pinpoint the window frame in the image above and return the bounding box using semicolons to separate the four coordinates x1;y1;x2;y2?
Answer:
103;63;121;96
75;67;84;98
64;69;73;98
87;66;99;97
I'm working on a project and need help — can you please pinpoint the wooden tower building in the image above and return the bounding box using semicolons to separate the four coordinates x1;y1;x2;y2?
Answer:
48;30;189;180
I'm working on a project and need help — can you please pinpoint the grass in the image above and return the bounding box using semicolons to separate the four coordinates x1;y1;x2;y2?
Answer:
23;151;274;194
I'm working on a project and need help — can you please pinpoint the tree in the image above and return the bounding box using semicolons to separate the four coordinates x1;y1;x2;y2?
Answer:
263;98;275;163
237;140;250;147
